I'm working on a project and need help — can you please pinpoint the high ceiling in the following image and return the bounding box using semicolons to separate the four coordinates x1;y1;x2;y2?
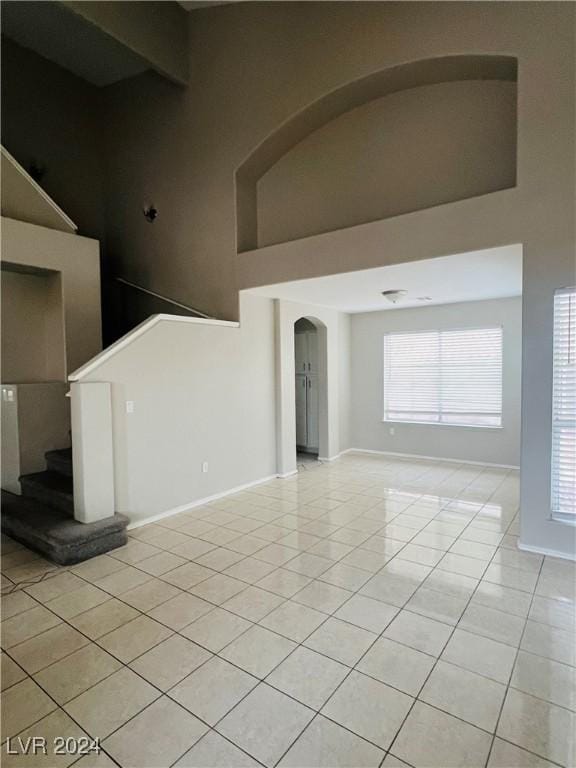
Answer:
2;0;188;86
246;245;523;313
1;1;149;86
179;1;236;9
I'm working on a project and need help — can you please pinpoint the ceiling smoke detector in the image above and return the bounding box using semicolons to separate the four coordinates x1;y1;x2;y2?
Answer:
381;289;408;304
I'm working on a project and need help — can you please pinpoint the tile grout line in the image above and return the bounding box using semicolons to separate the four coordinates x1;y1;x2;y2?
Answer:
482;552;550;768
385;477;568;768
0;468;536;712
2;457;570;768
271;463;516;766
380;466;531;766
375;509;504;762
128;459;507;764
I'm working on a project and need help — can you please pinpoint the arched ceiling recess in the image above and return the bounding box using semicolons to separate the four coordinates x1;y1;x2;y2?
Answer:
236;54;517;252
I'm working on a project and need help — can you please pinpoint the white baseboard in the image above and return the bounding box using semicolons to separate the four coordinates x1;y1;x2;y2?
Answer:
127;473;278;530
518;540;576;562
127;447;518;531
343;447;519;470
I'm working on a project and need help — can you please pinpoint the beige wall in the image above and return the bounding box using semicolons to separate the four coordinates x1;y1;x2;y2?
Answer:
101;2;575;557
258;80;516;247
1;217;102;376
1;269;66;383
1;3;573;555
66;1;189;85
1;37;104;241
98;3;541;319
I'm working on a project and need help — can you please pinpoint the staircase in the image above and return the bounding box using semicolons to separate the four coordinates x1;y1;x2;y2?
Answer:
46;447;73;477
1;446;128;566
20;449;74;515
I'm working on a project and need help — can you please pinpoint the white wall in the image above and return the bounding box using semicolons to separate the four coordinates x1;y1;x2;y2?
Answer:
71;293;353;525
350;297;522;467
338;312;352;454
74;295;277;525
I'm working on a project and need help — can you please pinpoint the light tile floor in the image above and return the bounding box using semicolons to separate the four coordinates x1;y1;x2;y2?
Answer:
1;453;575;768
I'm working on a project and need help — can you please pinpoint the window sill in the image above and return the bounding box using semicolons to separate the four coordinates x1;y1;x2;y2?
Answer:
382;420;503;430
550;512;576;526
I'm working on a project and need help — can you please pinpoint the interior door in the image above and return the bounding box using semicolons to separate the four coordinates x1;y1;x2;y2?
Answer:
295;333;308;374
306;330;318;373
306;373;319;451
295;374;307;447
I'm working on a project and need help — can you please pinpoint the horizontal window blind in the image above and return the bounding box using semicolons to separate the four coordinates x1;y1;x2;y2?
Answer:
551;288;576;519
383;327;503;427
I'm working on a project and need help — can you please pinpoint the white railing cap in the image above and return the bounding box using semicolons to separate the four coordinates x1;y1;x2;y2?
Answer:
69;313;239;381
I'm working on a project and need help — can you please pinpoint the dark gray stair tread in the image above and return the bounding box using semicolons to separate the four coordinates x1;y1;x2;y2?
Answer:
19;470;74;515
21;470;73;494
45;448;73;477
1;491;128;565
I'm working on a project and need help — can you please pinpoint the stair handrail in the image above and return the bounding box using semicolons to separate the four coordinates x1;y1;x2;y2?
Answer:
115;277;211;318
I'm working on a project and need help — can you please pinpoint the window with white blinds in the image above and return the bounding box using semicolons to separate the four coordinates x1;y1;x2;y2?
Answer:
551;288;576;520
383;327;503;427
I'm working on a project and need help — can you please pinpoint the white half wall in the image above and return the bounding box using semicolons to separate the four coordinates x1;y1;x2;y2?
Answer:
350;297;522;467
71;381;115;523
74;295;277;525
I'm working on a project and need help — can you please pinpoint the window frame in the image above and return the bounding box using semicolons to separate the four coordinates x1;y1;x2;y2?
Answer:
382;324;504;430
550;287;576;524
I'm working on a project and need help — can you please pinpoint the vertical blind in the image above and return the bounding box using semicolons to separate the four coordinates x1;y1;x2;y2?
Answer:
383;327;503;427
551;288;576;519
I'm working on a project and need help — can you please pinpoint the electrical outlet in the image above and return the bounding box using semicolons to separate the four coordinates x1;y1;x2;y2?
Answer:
126;400;134;414
389;426;395;436
202;461;209;473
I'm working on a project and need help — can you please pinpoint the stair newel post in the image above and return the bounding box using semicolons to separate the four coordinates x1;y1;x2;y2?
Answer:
70;381;115;523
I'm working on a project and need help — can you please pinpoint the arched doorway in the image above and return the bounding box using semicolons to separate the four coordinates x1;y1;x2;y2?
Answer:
293;315;328;469
274;300;337;478
294;318;319;465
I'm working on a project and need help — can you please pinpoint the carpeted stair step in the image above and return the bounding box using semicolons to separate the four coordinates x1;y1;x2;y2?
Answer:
19;471;74;516
45;448;73;477
1;490;128;565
